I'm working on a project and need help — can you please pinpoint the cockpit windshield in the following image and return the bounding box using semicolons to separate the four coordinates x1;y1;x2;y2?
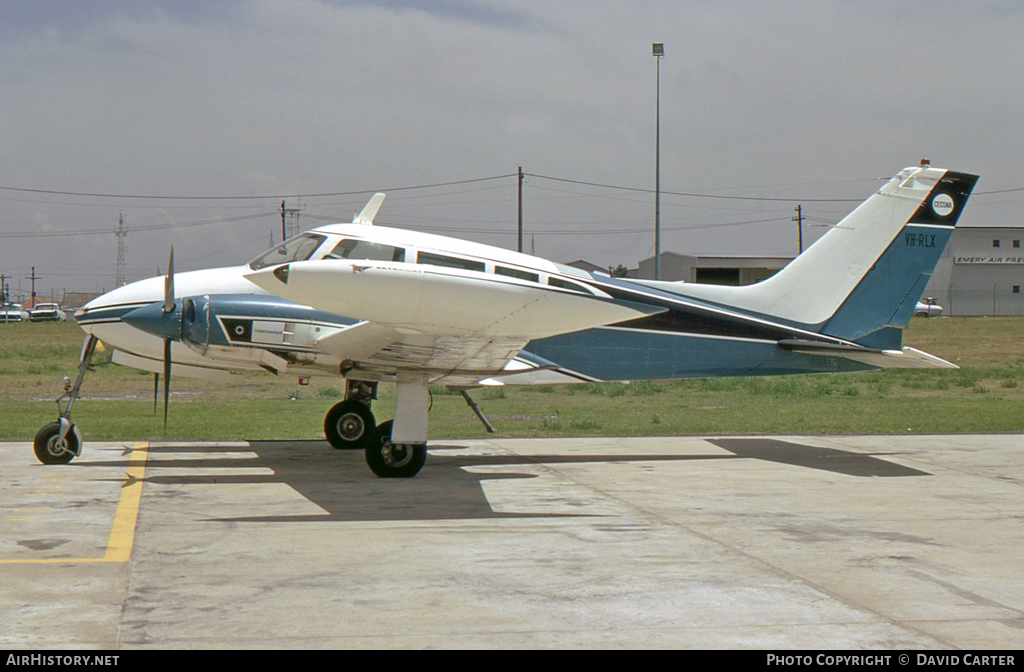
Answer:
324;239;405;262
248;233;327;270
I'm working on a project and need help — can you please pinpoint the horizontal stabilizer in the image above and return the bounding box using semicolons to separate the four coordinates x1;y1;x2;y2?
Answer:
778;339;956;369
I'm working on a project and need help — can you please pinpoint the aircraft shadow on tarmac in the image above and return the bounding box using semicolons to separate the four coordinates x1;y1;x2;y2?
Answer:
87;438;930;523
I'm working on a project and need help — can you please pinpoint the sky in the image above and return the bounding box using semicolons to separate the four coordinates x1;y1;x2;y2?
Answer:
2;0;1023;300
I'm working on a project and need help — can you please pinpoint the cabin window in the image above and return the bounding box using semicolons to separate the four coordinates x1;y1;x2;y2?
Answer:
1014;240;1021;248
416;251;485;272
494;266;539;283
325;239;405;262
248;233;327;270
993;240;1001;248
547;277;590;294
1014;286;1021;294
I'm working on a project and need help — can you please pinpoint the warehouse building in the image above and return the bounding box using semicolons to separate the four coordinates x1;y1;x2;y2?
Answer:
636;252;792;285
924;226;1024;316
635;225;1024;316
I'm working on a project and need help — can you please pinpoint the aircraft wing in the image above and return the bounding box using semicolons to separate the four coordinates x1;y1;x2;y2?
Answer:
245;260;665;340
315;321;529;385
245;260;666;384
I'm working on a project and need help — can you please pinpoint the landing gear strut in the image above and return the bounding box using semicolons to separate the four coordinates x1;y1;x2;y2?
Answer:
323;380;377;450
34;335;98;465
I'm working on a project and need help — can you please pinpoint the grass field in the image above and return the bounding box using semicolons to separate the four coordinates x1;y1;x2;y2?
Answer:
2;318;1023;442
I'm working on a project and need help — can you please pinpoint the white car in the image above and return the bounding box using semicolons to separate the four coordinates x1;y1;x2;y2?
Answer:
914;298;943;317
0;303;30;322
29;303;66;322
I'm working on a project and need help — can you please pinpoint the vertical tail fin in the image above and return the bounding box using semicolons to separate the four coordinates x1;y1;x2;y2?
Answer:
819;168;978;342
662;165;978;341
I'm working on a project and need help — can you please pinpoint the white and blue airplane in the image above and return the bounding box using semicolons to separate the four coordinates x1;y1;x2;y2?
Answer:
36;164;978;477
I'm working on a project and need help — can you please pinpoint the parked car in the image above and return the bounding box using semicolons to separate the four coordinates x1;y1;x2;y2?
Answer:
914;297;943;317
28;302;66;322
0;303;29;322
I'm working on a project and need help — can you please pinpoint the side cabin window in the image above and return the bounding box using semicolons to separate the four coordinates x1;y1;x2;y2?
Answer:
249;233;327;270
417;251;485;272
494;266;540;283
547;277;591;295
325;239;405;262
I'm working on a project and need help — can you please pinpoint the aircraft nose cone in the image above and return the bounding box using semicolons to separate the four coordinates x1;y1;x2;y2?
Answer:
122;301;183;340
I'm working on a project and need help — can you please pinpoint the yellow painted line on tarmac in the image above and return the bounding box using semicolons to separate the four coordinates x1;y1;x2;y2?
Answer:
0;442;149;565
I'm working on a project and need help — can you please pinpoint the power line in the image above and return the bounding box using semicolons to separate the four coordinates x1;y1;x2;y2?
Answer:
0;174;518;201
0;212;274;239
524;173;865;203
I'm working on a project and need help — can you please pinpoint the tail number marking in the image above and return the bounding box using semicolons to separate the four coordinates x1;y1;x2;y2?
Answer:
905;232;936;248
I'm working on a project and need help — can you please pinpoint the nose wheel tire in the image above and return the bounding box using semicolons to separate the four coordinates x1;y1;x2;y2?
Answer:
364;420;427;478
324;400;376;450
34;422;79;465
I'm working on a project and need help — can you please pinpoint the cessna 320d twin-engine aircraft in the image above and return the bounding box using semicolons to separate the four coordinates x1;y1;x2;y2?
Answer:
35;164;977;477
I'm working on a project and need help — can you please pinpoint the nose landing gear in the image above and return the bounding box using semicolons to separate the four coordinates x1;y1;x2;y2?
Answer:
323;380;378;450
34;335;98;465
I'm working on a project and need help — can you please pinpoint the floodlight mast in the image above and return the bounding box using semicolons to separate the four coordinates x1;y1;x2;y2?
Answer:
653;43;664;280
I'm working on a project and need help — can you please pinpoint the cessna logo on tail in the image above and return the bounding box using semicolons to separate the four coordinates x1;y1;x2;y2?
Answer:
932;194;955;217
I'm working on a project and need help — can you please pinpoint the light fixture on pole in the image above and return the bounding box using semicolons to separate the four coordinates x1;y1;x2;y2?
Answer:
652;42;664;280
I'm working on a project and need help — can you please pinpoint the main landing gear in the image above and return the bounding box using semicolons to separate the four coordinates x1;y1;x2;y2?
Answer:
323;376;430;478
36;341;436;479
34;335;98;465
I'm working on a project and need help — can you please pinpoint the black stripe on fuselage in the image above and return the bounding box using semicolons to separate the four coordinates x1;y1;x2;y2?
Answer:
583;276;837;344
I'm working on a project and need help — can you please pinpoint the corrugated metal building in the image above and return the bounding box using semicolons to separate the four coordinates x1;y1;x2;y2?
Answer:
635;226;1024;317
637;252;792;285
924;226;1024;316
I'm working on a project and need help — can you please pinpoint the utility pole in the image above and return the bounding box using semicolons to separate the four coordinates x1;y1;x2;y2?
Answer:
114;213;128;286
653;43;665;280
281;200;302;240
793;205;804;255
516;166;524;253
26;266;41;307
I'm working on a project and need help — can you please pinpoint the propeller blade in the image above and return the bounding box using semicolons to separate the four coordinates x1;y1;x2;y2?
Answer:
163;247;175;314
153;373;159;414
163;337;171;431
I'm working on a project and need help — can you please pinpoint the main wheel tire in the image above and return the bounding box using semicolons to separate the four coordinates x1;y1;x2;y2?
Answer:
364;420;427;478
34;422;79;465
324;400;376;450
